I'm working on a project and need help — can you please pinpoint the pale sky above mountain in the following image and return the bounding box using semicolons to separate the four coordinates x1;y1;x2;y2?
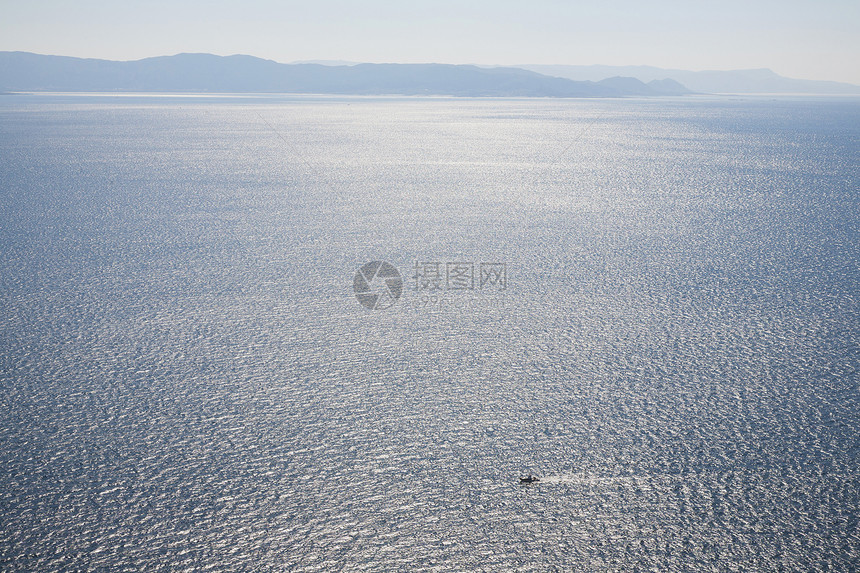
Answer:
1;0;858;84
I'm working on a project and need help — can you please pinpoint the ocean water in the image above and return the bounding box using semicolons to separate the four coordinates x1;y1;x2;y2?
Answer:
0;93;858;571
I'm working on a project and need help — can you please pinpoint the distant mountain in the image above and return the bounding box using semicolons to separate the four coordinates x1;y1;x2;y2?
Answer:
596;76;691;96
290;59;359;66
519;64;860;94
646;78;692;95
0;52;690;97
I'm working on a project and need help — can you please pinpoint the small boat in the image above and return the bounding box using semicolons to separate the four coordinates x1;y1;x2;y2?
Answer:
519;474;540;484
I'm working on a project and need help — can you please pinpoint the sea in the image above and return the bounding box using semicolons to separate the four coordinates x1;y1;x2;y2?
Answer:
0;93;858;571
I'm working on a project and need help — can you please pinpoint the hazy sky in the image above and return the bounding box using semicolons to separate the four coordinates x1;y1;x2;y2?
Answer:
2;0;859;84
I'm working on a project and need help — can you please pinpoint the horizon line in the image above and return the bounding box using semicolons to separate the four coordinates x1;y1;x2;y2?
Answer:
4;50;859;87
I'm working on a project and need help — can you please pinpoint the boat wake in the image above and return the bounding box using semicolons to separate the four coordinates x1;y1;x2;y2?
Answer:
529;473;654;487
